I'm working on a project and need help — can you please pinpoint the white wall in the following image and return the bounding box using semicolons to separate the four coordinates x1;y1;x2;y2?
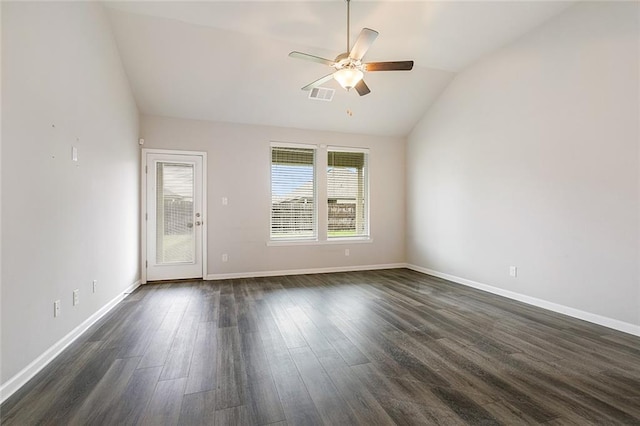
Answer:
141;115;405;276
407;2;639;328
1;2;139;385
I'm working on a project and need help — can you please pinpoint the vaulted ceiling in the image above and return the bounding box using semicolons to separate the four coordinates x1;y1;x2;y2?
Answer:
104;1;574;137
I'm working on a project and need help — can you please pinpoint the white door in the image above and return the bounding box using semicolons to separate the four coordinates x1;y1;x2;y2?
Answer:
145;151;205;281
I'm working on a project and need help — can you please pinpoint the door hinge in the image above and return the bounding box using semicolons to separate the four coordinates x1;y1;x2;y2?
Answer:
145;260;148;268
145;165;148;174
145;213;148;221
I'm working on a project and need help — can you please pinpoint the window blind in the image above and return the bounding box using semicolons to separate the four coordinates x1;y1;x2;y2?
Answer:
271;146;316;239
156;162;195;263
327;150;368;238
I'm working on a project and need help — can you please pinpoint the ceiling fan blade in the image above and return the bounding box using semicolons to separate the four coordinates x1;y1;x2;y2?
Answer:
354;80;371;96
301;73;335;91
364;61;414;72
349;28;379;61
289;51;335;67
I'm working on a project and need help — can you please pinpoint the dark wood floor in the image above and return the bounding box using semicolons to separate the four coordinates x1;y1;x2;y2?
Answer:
2;269;640;425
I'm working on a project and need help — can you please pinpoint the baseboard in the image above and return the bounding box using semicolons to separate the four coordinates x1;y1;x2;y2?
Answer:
407;264;640;337
123;279;141;295
0;279;141;404
206;263;406;281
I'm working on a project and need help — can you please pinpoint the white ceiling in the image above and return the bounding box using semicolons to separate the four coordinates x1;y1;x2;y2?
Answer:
104;1;575;137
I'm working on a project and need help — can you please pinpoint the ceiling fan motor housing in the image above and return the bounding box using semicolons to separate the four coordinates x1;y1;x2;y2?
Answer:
334;53;364;71
288;0;413;95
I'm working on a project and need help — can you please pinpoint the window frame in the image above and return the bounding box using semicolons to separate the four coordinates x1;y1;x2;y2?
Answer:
326;146;370;240
269;142;318;241
268;143;372;245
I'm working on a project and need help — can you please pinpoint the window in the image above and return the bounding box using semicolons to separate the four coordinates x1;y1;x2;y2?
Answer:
270;144;369;243
271;145;316;239
328;149;368;238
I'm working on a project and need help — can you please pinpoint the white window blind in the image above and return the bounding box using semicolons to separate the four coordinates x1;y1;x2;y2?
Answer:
271;146;316;239
156;162;195;263
327;149;368;238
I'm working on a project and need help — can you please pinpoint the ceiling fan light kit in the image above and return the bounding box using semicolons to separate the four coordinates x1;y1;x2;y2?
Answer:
334;67;363;90
289;0;414;96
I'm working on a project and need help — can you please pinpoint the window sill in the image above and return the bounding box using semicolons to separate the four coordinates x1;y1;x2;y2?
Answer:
267;237;372;247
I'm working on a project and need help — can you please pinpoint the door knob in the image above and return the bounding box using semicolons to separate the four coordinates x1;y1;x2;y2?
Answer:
195;221;202;226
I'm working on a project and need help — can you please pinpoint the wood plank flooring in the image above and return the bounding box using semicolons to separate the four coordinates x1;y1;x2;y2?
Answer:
2;269;639;425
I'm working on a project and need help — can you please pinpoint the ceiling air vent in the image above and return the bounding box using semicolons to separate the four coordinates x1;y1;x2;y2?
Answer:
308;87;334;101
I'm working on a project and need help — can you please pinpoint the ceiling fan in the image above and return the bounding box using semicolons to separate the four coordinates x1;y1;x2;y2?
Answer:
289;0;414;96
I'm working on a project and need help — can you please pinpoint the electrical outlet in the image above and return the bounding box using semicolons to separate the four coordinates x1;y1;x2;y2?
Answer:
73;289;79;306
509;266;518;277
222;253;228;262
345;249;350;256
222;197;228;206
92;280;97;293
54;300;61;317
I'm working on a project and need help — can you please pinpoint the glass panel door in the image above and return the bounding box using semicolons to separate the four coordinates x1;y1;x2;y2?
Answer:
156;162;195;264
145;152;204;281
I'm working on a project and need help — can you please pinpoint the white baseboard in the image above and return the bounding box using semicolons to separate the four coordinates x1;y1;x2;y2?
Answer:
206;263;406;281
123;279;141;295
407;264;640;337
0;280;141;404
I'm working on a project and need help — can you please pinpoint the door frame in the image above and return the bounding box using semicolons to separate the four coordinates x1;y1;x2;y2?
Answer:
141;148;208;284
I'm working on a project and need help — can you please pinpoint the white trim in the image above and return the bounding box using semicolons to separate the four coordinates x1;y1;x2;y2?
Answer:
201;153;208;280
326;237;372;243
140;152;147;284
123;280;142;295
141;149;207;283
140;148;204;156
266;238;373;247
0;280;141;404
270;144;319;241
407;264;640;337
270;141;318;149
327;147;370;238
327;145;370;154
206;263;404;281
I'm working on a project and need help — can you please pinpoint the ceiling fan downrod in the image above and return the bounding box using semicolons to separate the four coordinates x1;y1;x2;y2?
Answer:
346;0;351;54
